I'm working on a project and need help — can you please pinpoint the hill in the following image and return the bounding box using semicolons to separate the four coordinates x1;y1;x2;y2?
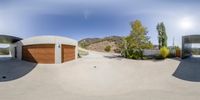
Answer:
78;36;124;53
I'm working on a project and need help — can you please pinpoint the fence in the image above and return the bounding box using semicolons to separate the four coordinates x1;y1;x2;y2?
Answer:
143;49;160;56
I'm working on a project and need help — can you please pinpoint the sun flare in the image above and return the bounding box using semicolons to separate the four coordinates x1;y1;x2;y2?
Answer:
179;17;194;30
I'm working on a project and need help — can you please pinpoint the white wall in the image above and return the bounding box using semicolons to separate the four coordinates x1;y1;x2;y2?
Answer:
75;42;78;60
10;43;17;58
55;43;62;64
10;42;22;60
143;49;160;56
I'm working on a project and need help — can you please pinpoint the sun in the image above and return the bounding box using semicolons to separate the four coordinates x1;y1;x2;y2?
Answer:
178;17;194;30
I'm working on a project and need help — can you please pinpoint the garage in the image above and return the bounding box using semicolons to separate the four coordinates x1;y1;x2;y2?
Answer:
22;44;55;64
12;35;77;64
62;45;75;62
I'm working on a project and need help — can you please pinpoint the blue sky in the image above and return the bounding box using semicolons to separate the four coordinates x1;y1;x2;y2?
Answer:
0;0;200;46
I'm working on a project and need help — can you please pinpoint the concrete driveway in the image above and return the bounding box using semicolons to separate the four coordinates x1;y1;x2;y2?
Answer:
0;51;200;100
0;55;12;61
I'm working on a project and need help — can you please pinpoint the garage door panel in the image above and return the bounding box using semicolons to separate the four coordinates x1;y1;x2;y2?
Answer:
62;45;75;62
63;56;75;59
63;53;75;55
63;54;75;56
22;44;55;64
63;50;75;52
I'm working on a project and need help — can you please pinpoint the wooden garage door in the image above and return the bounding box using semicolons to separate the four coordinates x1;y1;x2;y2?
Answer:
62;45;75;62
22;44;55;64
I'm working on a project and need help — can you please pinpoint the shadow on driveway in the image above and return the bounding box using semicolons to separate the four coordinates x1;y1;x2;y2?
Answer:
173;57;200;82
0;59;37;82
103;54;124;60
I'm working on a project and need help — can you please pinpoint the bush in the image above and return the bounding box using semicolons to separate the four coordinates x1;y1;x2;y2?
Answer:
104;46;111;52
121;49;143;59
113;48;121;53
155;54;164;60
160;47;169;58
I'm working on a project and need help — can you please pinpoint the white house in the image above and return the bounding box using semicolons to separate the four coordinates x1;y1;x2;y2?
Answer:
4;35;78;64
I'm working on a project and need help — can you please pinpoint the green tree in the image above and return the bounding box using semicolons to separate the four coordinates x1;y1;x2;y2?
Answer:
157;22;167;49
121;20;153;59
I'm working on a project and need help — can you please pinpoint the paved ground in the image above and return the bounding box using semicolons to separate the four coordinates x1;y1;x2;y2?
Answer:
0;51;200;100
0;55;12;61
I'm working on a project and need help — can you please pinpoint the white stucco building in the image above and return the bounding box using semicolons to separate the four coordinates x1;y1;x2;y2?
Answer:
7;35;78;64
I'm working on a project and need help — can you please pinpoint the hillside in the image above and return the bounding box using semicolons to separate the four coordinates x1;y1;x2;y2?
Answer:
78;36;123;53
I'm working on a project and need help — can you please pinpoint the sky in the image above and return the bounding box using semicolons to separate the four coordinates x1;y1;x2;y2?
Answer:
0;0;200;47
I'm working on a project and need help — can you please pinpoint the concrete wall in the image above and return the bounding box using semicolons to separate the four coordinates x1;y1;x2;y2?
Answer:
9;43;17;58
55;43;62;64
143;49;160;56
12;35;78;64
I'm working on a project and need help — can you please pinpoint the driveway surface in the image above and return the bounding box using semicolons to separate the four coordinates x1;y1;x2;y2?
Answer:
0;55;12;61
0;51;200;100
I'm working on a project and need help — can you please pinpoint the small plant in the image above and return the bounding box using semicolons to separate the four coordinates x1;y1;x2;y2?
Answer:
160;47;169;58
113;48;121;53
121;49;143;59
78;53;81;58
104;46;111;52
155;54;164;60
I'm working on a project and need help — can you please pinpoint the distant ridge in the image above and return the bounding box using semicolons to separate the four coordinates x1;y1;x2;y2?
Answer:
78;36;124;53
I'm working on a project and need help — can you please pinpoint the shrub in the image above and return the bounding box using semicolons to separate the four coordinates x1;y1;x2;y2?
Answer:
121;49;143;59
104;46;111;52
160;47;169;58
155;54;164;60
78;53;81;58
113;48;121;53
